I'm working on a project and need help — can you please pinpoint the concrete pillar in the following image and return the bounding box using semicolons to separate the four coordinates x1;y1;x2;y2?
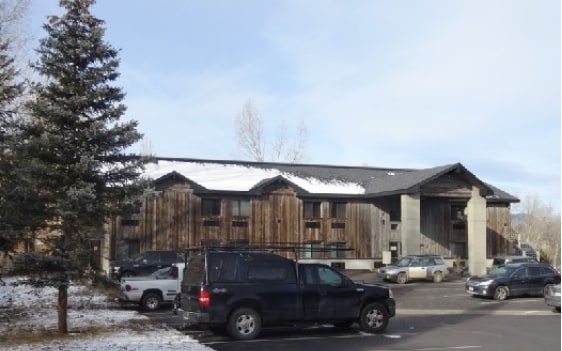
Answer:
467;186;487;275
401;193;421;256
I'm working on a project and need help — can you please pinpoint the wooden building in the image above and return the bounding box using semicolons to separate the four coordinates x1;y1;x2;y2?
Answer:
103;157;519;275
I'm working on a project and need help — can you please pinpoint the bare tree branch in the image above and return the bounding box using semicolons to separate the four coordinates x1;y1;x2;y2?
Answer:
271;120;287;162
285;119;308;163
513;194;561;268
235;99;309;163
235;99;265;162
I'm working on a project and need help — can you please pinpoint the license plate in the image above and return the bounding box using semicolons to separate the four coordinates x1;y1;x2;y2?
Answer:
468;286;474;291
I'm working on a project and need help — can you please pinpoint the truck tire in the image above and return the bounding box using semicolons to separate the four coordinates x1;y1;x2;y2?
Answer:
141;293;162;311
358;302;389;333
227;307;261;340
433;271;443;283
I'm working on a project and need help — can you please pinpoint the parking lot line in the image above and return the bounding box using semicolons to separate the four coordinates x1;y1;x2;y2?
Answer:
397;308;555;316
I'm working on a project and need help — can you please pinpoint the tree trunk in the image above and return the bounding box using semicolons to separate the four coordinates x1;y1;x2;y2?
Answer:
57;284;68;333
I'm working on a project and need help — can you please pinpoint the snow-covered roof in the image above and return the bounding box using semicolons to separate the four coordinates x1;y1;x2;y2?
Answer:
140;157;519;203
143;160;365;194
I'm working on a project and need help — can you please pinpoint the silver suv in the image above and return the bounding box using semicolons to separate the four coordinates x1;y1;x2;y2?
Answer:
378;255;448;284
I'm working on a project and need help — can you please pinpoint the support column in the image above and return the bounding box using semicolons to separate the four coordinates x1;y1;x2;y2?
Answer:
467;186;487;275
401;193;421;256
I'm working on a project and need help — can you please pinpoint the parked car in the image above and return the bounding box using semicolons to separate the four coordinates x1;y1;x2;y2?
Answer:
119;262;185;311
465;262;560;300
377;254;448;284
111;250;184;280
176;249;396;340
544;283;561;312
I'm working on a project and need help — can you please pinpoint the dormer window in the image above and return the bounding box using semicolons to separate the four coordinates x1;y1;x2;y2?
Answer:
231;199;250;217
202;198;221;216
304;201;321;218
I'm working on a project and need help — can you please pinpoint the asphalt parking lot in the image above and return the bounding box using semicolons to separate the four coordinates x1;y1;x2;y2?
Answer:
144;270;560;350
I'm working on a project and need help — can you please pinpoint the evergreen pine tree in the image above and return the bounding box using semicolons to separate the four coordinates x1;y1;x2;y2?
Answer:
24;0;147;333
0;15;28;257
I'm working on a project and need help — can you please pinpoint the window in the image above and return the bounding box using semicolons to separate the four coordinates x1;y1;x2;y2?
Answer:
305;221;321;229
203;219;220;227
121;219;139;226
328;242;347;259
303;241;322;259
317;266;343;286
330;202;346;218
202;199;221;216
303;201;321;218
451;204;466;221
208;254;239;282
409;258;422;267
201;239;220;248
228;240;249;249
453;222;466;230
231;199;250;217
247;260;290;282
116;240;140;260
450;242;466;258
141;252;160;264
513;268;528;279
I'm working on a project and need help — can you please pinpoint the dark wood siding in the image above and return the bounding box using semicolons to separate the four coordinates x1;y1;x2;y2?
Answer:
486;204;513;257
106;176;513;261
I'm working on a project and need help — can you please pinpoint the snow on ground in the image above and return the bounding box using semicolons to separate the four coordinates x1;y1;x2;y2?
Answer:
0;276;213;351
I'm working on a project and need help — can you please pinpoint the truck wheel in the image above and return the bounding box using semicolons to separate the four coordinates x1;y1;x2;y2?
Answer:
359;302;389;333
227;307;261;340
396;272;407;284
141;293;162;311
433;271;443;283
493;286;509;300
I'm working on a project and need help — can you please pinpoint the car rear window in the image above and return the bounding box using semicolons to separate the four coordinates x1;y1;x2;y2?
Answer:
184;256;205;285
247;258;295;282
492;258;505;266
541;266;556;275
208;254;241;282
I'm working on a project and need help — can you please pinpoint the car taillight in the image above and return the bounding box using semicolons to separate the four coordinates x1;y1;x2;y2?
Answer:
199;288;210;308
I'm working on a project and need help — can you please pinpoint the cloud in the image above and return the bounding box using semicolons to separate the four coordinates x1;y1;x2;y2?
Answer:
28;0;560;211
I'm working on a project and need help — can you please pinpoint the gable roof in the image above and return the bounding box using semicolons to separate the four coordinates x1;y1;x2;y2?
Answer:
143;157;519;203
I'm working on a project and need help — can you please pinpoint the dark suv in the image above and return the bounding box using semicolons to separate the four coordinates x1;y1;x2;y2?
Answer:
466;262;561;300
176;249;396;340
111;250;184;280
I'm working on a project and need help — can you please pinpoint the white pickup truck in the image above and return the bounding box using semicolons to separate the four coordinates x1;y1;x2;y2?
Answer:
119;262;185;311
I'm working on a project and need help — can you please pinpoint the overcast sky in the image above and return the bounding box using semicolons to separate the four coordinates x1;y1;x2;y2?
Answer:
27;0;560;212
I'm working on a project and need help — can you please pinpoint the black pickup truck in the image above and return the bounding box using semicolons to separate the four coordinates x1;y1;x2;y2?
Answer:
176;250;396;340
